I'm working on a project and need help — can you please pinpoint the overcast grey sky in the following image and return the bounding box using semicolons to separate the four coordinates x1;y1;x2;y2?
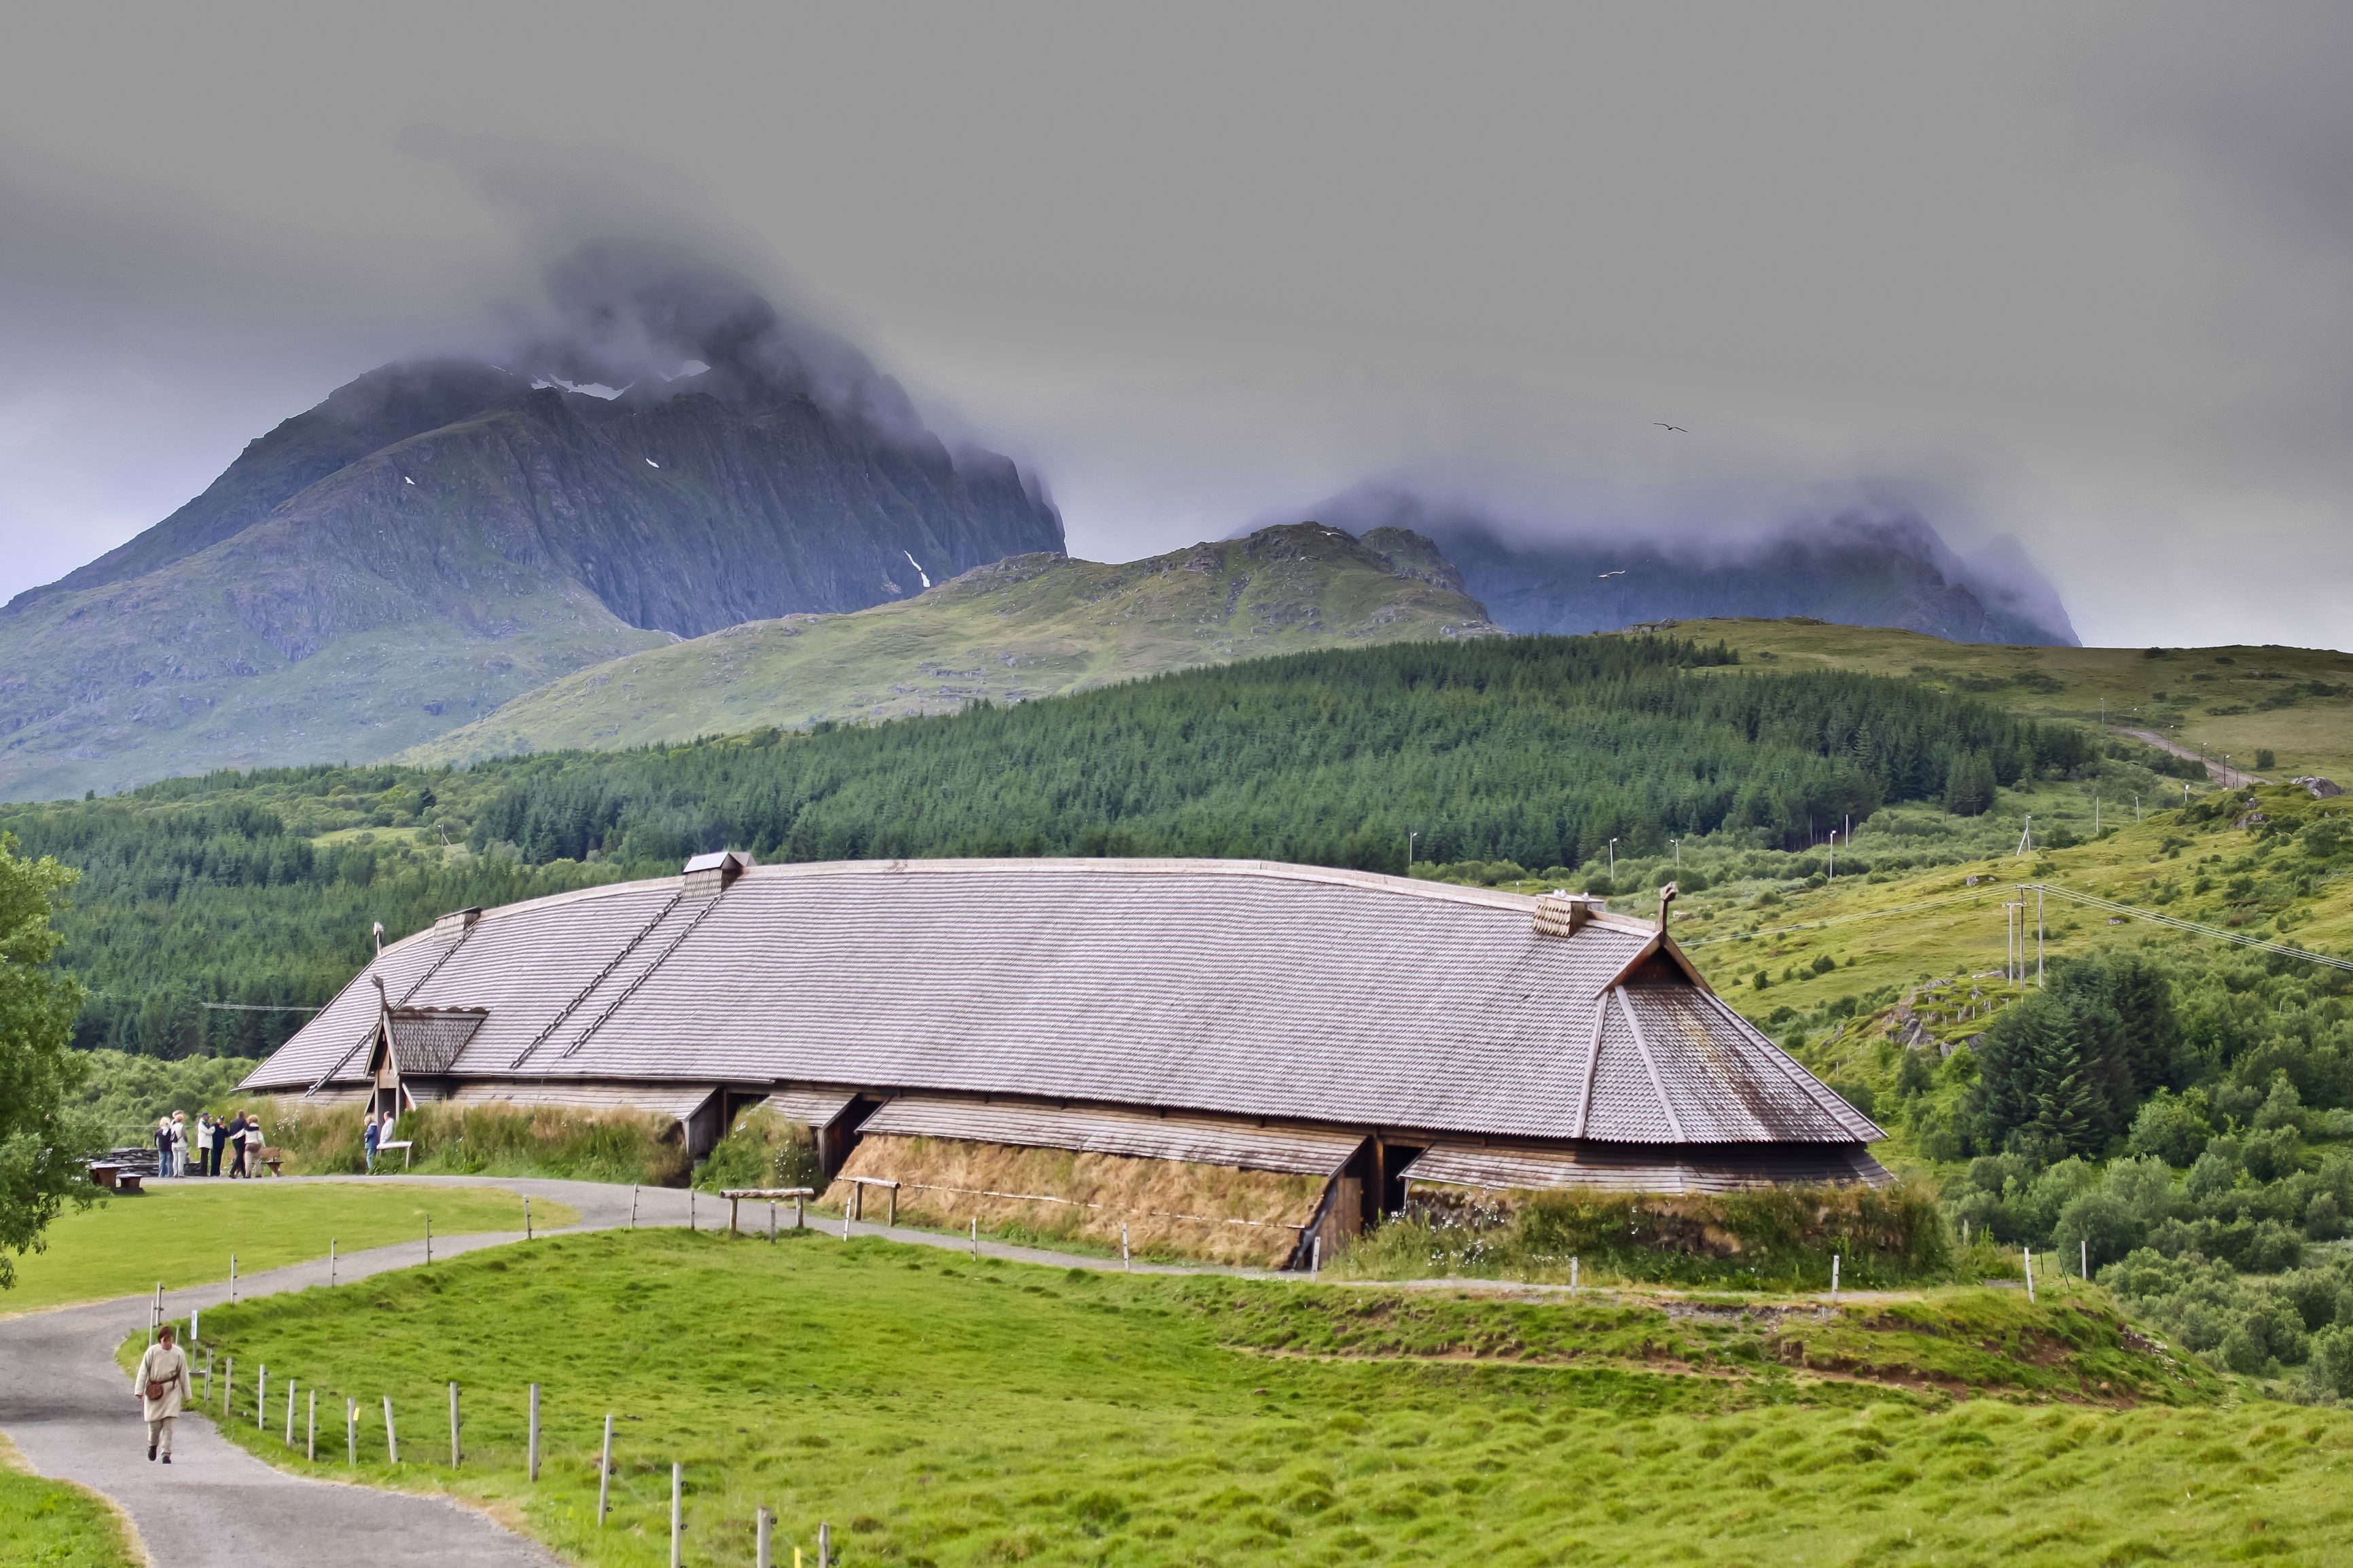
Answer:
2;4;2349;647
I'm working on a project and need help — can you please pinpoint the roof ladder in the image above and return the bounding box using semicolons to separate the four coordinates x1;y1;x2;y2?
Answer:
557;888;730;1059
507;890;687;1070
305;917;483;1097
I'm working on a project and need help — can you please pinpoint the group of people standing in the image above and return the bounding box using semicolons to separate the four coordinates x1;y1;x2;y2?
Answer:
151;1109;263;1178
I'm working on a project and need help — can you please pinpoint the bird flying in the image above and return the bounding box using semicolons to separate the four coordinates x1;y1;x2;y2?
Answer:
1597;570;1626;579
1654;422;1688;433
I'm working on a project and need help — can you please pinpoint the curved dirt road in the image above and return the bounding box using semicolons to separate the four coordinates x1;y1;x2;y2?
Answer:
0;1177;694;1568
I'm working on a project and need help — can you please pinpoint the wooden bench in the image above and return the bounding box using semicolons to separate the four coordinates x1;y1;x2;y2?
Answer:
255;1146;287;1177
846;1175;900;1226
720;1187;817;1235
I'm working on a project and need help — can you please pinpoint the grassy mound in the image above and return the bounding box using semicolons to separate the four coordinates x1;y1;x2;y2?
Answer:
173;1227;2353;1568
826;1134;1330;1268
1342;1181;1953;1290
251;1099;689;1186
0;1434;138;1568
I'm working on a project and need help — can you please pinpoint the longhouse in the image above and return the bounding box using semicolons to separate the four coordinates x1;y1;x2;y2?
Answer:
240;856;1887;1266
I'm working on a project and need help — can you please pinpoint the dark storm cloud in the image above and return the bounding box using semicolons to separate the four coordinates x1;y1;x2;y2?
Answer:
0;5;2349;646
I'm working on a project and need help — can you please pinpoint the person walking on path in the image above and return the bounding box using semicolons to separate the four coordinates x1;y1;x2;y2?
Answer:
363;1111;380;1173
241;1112;266;1177
131;1323;192;1463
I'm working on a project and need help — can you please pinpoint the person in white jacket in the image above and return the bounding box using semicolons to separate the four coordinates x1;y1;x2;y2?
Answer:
132;1323;193;1462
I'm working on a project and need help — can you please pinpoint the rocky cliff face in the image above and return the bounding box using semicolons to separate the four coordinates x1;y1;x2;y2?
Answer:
0;358;1060;800
1312;489;2079;646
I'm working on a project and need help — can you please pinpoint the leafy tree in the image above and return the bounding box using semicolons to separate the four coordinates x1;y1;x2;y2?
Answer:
2127;1088;2212;1167
0;833;93;1291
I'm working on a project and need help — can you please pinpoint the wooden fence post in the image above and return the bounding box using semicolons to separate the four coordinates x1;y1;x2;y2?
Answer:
425;1215;432;1264
223;1358;232;1417
971;1217;979;1260
1122;1222;1131;1271
820;1520;831;1567
757;1507;772;1568
524;1197;533;1241
204;1351;213;1404
528;1383;541;1482
383;1396;399;1465
306;1389;316;1462
450;1383;461;1467
1570;1257;1579;1296
770;1202;777;1241
598;1413;613;1526
670;1463;683;1568
632;1186;639;1228
886;1185;897;1228
230;1254;236;1302
257;1365;267;1429
329;1238;336;1286
346;1398;357;1465
285;1378;296;1446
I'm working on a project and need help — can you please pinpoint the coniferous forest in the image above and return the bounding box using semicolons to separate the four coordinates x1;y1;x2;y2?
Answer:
0;636;2091;1059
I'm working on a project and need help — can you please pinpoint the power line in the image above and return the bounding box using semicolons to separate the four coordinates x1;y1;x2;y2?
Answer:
2019;882;2353;974
196;1002;325;1013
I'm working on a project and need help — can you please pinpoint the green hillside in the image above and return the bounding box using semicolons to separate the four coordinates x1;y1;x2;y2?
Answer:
1653;617;2353;780
180;1226;2353;1568
0;634;2093;1057
400;524;1498;765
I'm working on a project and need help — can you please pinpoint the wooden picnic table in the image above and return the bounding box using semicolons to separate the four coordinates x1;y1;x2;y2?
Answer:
89;1163;145;1195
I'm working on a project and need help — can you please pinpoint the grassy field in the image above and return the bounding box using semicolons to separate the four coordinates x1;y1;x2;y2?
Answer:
0;1432;139;1568
173;1226;2353;1568
1666;617;2353;780
401;525;1493;765
2;1182;573;1316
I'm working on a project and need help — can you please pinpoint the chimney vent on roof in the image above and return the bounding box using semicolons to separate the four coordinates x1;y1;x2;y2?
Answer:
434;907;484;932
1533;892;1607;938
682;849;755;892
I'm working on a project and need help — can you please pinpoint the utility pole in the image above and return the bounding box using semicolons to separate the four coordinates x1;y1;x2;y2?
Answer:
2035;887;2045;988
1406;830;1418;873
1609;838;1618;878
2094;795;2100;836
1827;831;1837;879
2017;816;2033;857
1670;837;1680;867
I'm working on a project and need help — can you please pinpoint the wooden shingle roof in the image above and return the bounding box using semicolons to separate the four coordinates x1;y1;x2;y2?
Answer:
243;858;1882;1149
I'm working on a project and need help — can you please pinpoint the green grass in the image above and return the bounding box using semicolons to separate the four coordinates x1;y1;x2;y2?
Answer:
2;1182;575;1316
174;1226;2353;1567
0;1434;139;1567
1666;617;2353;780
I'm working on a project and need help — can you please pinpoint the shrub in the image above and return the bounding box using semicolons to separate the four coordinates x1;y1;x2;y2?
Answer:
2129;1089;2212;1167
692;1109;823;1193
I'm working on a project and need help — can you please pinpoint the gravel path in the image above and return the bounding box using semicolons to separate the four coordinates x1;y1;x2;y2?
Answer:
2120;727;2267;788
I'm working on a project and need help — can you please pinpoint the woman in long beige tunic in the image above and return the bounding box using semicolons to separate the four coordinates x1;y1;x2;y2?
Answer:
132;1324;192;1462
